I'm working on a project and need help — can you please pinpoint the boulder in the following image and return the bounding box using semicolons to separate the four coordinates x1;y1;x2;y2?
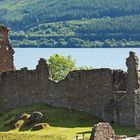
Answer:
28;111;43;124
89;122;116;140
12;113;29;123
9;113;29;129
31;123;49;131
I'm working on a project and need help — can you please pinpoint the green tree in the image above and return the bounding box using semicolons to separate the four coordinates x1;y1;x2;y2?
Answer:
48;54;76;81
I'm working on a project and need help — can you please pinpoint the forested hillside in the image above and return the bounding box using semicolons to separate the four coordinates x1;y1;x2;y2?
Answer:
0;0;140;48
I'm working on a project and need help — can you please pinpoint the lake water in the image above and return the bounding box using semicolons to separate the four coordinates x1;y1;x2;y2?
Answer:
14;48;140;71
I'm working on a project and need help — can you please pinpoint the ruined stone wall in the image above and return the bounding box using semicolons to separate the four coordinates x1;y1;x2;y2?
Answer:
0;57;136;126
101;52;140;126
51;68;113;117
0;59;114;120
122;51;140;126
105;52;140;126
0;59;50;110
0;25;15;73
0;43;139;127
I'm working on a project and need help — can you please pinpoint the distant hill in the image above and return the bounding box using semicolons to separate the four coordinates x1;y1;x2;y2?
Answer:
0;0;140;48
0;0;140;30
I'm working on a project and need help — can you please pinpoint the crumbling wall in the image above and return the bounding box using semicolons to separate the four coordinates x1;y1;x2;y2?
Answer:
0;60;114;119
0;55;137;127
118;51;140;126
0;59;50;110
103;70;127;125
102;52;140;126
0;25;15;72
112;70;126;91
50;68;113;117
0;48;140;128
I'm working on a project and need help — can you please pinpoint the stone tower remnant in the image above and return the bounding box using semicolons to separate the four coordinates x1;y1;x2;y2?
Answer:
0;25;15;73
126;52;140;129
126;51;140;92
123;51;140;127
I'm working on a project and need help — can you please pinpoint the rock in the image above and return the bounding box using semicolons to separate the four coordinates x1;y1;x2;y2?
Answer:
13;120;24;129
16;113;29;120
9;113;29;129
31;123;49;131
10;113;29;124
28;111;43;124
89;122;116;140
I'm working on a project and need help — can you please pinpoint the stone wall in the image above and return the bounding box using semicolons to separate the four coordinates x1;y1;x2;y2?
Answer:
0;52;139;127
121;51;140;126
0;59;114;120
0;25;15;72
103;52;140;126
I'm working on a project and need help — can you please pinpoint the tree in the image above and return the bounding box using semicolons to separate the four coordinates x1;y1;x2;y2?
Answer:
48;54;76;81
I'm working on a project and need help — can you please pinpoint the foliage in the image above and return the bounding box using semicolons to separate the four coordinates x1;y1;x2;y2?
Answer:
48;54;76;81
1;0;140;48
10;15;140;48
0;0;140;30
47;54;93;80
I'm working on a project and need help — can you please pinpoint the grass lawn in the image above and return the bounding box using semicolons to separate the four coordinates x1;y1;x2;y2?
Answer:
0;104;139;140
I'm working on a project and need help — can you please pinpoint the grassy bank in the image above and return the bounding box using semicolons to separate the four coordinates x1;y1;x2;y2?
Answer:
0;104;139;140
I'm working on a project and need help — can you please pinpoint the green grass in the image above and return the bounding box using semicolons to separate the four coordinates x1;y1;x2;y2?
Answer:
0;104;99;140
0;104;139;140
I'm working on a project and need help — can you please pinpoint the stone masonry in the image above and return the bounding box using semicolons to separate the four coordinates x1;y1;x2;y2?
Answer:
0;25;15;72
0;25;140;129
89;123;116;140
89;122;140;140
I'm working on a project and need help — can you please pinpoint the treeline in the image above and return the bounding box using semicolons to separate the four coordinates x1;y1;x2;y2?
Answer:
11;38;140;48
0;0;140;30
10;16;140;48
78;16;140;34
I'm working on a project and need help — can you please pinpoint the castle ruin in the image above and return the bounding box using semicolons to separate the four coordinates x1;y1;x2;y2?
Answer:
0;25;15;72
0;25;140;129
